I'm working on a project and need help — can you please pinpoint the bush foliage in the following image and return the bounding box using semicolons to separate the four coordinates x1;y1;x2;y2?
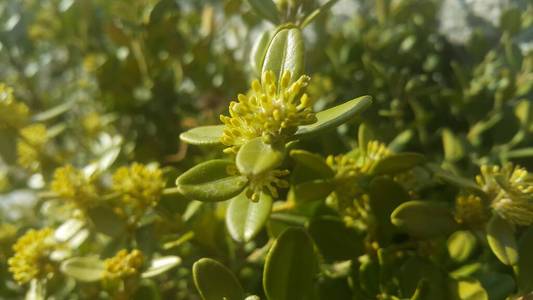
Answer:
0;0;532;299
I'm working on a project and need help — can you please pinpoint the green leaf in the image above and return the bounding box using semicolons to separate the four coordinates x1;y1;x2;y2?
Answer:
506;147;533;159
477;272;515;300
142;256;182;278
430;165;485;195
32;100;75;122
371;152;425;175
358;123;374;154
442;128;464;162
398;257;448;300
290;149;334;179
289;179;334;203
176;160;248;202
264;227;317;300
247;0;280;24
518;227;533;293
295;96;372;138
300;0;338;28
262;26;304;84
193;258;244;300
60;257;106;282
486;214;518;266
250;30;271;76
236;137;284;175
307;217;364;262
450;279;488;300
179;125;224;145
26;279;46;300
87;205;127;237
447;231;477;263
226;191;273;242
368;177;409;242
391;201;458;238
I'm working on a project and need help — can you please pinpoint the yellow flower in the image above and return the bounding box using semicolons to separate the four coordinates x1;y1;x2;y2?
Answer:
220;71;316;153
326;141;391;227
51;165;98;209
104;249;144;280
16;123;48;170
0;84;29;129
8;228;56;284
326;140;391;178
454;194;489;227
112;163;165;211
476;164;533;226
245;169;290;202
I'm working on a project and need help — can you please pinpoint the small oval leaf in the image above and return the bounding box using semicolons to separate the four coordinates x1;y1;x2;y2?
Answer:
179;125;224;145
87;205;127;237
193;258;244;300
289;149;334;179
236;137;284;176
371;152;425;175
142;256;181;278
251;30;271;76
486;214;518;266
226;191;273;242
247;0;280;24
295;96;372;138
176;160;248;202
263;227;317;300
391;201;458;238
451;279;489;300
262;26;304;84
447;230;477;263
289;179;334;203
60;257;106;282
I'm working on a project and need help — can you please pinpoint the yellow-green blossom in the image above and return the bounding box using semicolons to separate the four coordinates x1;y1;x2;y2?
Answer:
0;84;29;129
326;141;391;228
51;164;98;209
112;163;165;211
8;228;56;284
220;70;316;153
16;123;48;170
454;194;489;227
104;249;144;280
245;169;289;202
476;164;533;226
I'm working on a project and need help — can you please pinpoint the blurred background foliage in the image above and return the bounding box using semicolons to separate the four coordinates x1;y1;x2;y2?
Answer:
0;0;532;299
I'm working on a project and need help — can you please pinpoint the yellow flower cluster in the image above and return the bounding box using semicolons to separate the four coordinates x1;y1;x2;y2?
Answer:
104;249;144;280
454;194;489;227
8;228;56;284
0;84;29;129
16;123;48;170
476;164;533;226
112;163;165;211
326;141;391;227
51;165;98;209
326;140;391;178
245;169;289;202
220;71;316;153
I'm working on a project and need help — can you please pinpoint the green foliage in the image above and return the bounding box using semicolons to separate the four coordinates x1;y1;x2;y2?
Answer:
0;0;532;299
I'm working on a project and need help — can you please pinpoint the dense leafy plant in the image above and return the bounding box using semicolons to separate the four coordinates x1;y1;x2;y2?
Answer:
0;0;532;299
